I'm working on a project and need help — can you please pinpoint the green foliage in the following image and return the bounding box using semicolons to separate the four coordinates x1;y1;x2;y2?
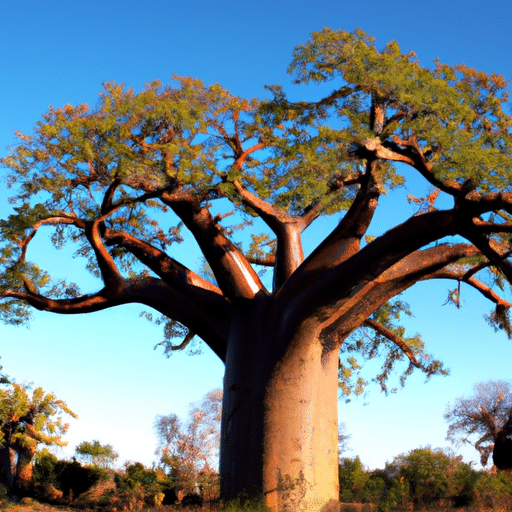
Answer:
0;381;76;449
115;462;159;492
473;470;512;510
389;447;451;505
32;449;59;487
75;440;119;469
286;28;512;190
383;447;477;509
339;457;369;502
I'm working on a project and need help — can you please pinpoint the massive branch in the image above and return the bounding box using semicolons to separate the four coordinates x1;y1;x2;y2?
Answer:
318;243;483;349
2;276;230;360
160;188;266;300
230;179;304;291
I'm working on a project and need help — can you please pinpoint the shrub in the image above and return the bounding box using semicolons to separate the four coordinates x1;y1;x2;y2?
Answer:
473;470;512;510
32;450;59;488
54;460;104;499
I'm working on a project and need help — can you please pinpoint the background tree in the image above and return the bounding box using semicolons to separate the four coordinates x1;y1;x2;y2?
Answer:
1;28;512;510
445;380;512;468
0;381;77;494
338;422;350;461
75;440;119;469
155;389;221;496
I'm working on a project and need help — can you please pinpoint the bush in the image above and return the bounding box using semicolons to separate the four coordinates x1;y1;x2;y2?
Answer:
450;462;480;507
32;450;59;488
55;460;104;499
377;477;410;512
33;452;105;501
382;447;481;508
473;470;512;510
114;462;176;507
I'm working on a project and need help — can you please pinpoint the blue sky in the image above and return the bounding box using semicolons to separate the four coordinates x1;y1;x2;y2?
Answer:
1;0;512;470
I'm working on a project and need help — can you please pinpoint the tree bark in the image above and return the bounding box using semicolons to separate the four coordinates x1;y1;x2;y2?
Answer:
220;298;340;512
15;436;37;494
0;445;15;495
493;413;512;471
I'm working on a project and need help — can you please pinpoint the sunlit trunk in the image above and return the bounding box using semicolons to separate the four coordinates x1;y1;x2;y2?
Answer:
15;437;37;493
220;299;340;511
262;321;340;512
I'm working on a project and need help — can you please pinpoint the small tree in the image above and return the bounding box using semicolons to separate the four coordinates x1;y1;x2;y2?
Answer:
75;439;119;469
338;457;368;502
445;380;512;467
155;389;221;496
0;381;77;494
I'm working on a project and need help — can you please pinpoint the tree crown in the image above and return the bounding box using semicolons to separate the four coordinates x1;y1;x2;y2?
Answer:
1;28;512;394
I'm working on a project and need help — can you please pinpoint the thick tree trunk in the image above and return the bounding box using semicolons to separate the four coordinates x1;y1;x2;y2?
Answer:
263;322;339;512
0;445;16;495
220;299;340;512
15;438;37;494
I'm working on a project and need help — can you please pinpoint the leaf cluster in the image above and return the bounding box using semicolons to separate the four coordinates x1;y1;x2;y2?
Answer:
338;298;447;398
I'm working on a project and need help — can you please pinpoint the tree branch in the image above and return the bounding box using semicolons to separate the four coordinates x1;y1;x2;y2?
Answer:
363;318;421;368
18;216;80;264
426;268;512;310
229;179;304;291
278;163;381;301
298;171;364;229
161;188;266;299
104;229;223;295
459;224;512;284
314;242;480;346
1;276;230;361
85;216;124;291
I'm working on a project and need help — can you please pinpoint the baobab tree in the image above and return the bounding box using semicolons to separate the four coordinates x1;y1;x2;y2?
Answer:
1;28;512;510
0;382;76;494
445;380;512;469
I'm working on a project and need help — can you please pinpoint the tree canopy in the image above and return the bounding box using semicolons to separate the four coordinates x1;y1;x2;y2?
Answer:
75;440;119;469
445;380;512;467
3;29;512;391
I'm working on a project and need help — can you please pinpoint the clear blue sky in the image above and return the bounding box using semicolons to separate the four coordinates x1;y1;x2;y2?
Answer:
1;0;512;471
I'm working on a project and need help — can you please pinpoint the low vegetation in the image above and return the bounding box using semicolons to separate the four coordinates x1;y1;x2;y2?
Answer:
338;447;512;512
0;446;510;512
